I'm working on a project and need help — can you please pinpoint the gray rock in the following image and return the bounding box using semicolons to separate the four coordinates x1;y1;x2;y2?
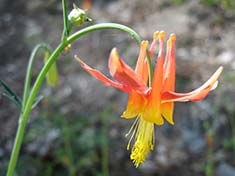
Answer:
182;127;206;154
216;162;235;176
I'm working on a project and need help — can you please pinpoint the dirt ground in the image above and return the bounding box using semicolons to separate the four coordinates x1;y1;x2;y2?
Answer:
0;0;235;175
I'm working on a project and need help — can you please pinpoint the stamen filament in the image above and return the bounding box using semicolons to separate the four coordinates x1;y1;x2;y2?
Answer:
126;117;140;150
125;117;140;137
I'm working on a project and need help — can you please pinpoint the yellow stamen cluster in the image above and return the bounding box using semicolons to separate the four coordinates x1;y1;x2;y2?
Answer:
126;117;155;167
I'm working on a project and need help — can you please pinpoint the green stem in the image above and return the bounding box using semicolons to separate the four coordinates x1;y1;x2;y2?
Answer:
146;52;153;86
6;23;143;176
62;0;69;41
67;23;142;44
6;42;67;176
22;43;51;110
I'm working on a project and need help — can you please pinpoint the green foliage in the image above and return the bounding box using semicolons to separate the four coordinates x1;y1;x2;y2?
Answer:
223;138;235;150
170;0;235;15
222;95;235;157
0;80;22;111
14;107;113;176
201;0;235;14
203;120;215;176
170;0;187;5
0;79;44;111
204;149;214;176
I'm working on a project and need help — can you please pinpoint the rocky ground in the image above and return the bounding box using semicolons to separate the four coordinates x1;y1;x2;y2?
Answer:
0;0;235;175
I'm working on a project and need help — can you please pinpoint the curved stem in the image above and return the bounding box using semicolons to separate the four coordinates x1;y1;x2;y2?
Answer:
67;23;142;44
22;43;51;110
67;23;153;85
7;23;144;176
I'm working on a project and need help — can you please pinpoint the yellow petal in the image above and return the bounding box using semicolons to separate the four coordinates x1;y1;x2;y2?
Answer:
142;101;164;125
121;91;147;118
161;102;174;125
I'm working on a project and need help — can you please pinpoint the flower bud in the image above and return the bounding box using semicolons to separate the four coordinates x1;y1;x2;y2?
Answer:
68;6;92;25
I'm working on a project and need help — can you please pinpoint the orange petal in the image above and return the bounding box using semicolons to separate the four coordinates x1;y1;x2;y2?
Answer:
159;34;176;124
135;41;148;78
121;91;147;118
161;66;223;103
143;31;166;125
151;31;165;101
134;32;159;84
162;34;176;92
149;31;159;58
140;31;159;83
75;55;130;92
109;48;148;94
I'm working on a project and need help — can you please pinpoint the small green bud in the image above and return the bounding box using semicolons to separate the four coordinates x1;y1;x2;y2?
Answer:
44;51;59;87
68;6;92;25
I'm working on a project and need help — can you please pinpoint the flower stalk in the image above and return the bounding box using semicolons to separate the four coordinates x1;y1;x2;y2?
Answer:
62;0;69;41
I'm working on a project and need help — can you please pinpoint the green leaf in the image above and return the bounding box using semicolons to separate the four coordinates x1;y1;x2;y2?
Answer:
0;79;22;111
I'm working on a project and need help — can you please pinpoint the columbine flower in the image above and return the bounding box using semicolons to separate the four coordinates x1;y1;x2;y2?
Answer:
75;31;223;167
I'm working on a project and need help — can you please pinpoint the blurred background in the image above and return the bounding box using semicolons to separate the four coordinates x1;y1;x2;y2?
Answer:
0;0;235;175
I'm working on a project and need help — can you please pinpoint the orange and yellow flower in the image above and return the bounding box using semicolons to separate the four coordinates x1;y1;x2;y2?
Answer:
75;31;223;167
